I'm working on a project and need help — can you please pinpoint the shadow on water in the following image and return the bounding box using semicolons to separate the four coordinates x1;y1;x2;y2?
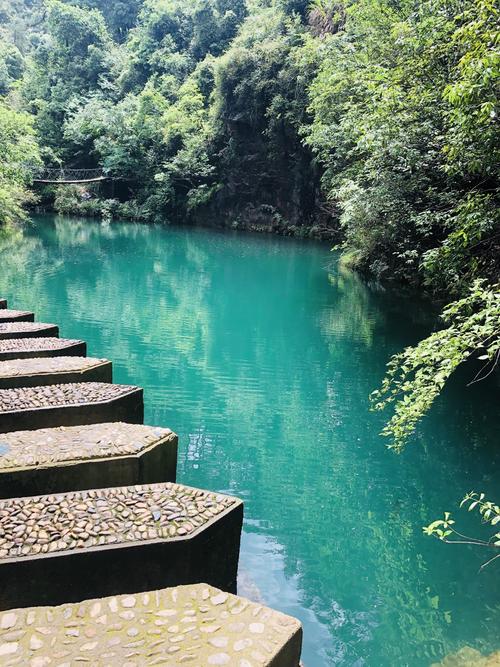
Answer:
1;215;499;666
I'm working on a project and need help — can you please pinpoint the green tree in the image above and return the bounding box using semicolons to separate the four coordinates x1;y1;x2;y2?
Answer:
22;0;114;155
3;0;497;257
0;39;24;94
0;101;40;228
371;282;500;450
372;282;500;568
121;0;245;92
64;0;143;42
303;0;499;288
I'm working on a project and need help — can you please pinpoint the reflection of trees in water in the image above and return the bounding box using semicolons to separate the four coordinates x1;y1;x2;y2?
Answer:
55;220;215;377
320;264;383;346
0;227;59;316
283;320;500;662
211;261;500;663
0;227;44;274
52;216;164;246
244;355;450;664
1;216;215;378
319;262;437;351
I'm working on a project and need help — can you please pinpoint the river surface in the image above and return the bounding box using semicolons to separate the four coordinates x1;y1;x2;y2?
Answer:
0;215;499;666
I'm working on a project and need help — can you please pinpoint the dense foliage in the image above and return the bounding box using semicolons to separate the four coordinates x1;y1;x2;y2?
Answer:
0;0;496;274
0;101;40;228
371;282;500;450
306;0;499;286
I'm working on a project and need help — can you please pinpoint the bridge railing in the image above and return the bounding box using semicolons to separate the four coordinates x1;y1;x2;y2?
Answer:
14;164;110;183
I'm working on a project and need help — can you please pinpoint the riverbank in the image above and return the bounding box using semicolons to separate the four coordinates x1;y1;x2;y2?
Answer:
32;196;340;243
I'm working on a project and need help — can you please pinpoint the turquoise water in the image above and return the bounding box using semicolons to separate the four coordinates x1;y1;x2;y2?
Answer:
1;215;499;666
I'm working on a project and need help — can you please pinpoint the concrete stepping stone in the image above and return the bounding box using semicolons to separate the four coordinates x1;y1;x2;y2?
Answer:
0;422;178;498
0;482;243;609
0;337;86;361
0;584;302;667
0;382;144;433
0;322;59;340
0;299;6;309
0;309;34;323
0;356;112;390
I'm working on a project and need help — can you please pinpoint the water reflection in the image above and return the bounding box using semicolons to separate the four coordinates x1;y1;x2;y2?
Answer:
0;215;499;666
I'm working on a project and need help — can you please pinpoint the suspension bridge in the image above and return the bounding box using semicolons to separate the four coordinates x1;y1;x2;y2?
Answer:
18;165;112;184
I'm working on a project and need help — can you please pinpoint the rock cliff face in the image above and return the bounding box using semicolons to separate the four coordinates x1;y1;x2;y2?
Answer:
192;117;338;241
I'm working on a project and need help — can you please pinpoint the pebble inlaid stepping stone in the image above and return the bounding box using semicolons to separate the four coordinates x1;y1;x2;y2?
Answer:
0;309;34;323
0;322;59;340
0;356;112;390
0;483;243;609
0;422;178;498
0;583;302;667
0;382;143;433
0;337;86;361
0;299;6;309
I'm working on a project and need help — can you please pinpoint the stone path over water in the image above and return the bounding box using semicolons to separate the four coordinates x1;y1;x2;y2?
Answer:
0;584;302;666
0;337;86;361
0;482;243;608
0;297;303;664
0;323;59;340
0;309;34;323
0;423;178;498
0;382;144;432
0;356;112;389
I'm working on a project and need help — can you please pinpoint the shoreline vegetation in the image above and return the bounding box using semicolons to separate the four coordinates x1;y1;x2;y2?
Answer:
0;0;497;296
33;196;340;242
